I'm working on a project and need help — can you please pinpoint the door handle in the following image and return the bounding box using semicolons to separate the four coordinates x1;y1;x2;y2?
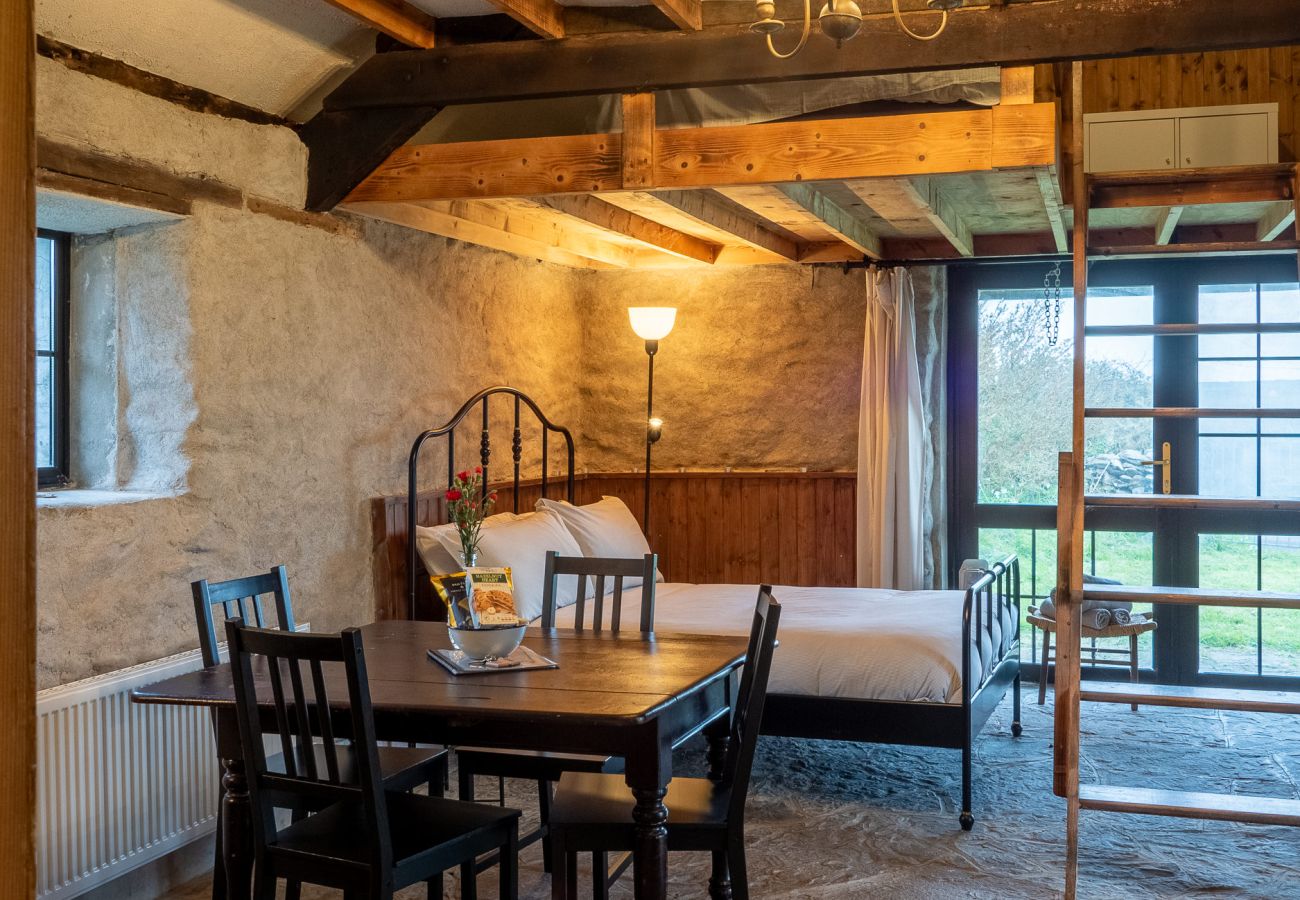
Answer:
1140;441;1172;495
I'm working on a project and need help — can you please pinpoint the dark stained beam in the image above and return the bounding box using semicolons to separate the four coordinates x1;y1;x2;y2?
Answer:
320;0;1300;112
298;105;439;211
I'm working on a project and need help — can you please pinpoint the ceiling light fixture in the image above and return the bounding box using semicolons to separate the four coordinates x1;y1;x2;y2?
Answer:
753;0;957;58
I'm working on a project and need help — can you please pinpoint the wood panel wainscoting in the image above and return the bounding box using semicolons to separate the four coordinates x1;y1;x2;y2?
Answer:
371;471;856;621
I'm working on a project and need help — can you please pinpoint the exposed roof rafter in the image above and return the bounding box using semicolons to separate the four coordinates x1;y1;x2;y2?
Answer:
480;0;566;39
320;0;437;49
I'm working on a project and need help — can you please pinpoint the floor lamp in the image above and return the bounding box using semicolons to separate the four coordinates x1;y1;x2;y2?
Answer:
628;307;676;534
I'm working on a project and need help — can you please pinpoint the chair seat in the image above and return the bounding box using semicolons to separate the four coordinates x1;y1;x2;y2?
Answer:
456;746;622;781
269;744;448;795
550;772;731;847
268;791;519;888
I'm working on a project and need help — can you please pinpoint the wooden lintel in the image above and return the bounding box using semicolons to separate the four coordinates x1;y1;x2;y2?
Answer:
480;0;566;39
649;0;702;31
651;190;797;261
1154;206;1183;245
1256;200;1297;242
621;94;656;191
1089;165;1296;210
542;194;721;263
320;0;438;48
774;183;881;259
320;0;1300;112
1034;166;1067;253
36;137;241;210
346;104;1056;205
898;177;973;257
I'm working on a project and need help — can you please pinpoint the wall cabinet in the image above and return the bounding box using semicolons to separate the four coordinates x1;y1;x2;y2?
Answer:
1084;104;1278;173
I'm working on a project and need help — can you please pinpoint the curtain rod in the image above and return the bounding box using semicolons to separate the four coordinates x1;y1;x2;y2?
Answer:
839;253;1074;270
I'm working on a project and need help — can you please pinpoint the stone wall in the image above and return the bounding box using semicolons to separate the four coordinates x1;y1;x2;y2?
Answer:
36;60;584;689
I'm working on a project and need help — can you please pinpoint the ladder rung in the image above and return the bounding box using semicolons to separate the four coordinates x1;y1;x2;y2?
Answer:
1084;494;1300;512
1084;584;1300;610
1086;407;1300;418
1078;784;1300;826
1088;240;1300;259
1080;682;1300;713
1085;322;1300;337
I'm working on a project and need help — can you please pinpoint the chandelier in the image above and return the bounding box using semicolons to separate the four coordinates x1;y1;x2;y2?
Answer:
752;0;960;59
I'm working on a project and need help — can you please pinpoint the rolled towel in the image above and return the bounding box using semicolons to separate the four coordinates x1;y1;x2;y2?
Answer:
1084;598;1134;614
1082;608;1112;630
1039;598;1056;620
1111;608;1132;626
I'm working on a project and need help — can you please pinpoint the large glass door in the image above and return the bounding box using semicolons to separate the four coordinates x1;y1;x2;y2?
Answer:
951;256;1300;689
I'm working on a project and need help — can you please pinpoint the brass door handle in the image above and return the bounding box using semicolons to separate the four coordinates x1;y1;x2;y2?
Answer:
1140;441;1172;494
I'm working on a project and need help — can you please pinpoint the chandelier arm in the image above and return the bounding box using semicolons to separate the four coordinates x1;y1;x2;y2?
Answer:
891;0;948;41
766;0;812;59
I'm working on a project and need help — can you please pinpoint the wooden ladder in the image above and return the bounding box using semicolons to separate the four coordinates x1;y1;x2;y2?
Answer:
1055;62;1300;896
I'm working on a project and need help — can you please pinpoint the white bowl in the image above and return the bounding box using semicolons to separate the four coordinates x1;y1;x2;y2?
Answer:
447;624;526;661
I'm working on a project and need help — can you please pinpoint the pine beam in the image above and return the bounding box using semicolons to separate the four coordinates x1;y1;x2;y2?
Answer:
651;190;798;261
773;183;882;259
898;177;973;257
481;0;565;39
1154;206;1184;245
648;0;702;31
320;0;437;48
1256;200;1296;241
542;194;721;263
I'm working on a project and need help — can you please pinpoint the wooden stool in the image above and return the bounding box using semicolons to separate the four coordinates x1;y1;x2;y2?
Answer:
1028;610;1157;710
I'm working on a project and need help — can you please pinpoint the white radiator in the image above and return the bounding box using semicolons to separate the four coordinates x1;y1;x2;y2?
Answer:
36;647;218;899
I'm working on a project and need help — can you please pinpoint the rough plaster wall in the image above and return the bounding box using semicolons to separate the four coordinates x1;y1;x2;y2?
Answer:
35;59;585;688
576;265;868;472
36;58;305;206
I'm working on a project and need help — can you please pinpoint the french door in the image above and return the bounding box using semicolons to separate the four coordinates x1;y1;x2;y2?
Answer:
950;256;1300;689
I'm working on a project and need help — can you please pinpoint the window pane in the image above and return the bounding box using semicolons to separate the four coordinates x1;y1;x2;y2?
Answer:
1199;534;1260;675
1261;437;1300;498
35;355;52;469
1199;359;1256;434
35;237;53;353
1261;536;1300;676
1088;530;1155;670
1200;436;1258;498
1199;284;1257;323
1261;283;1300;322
1084;299;1154;496
1087;287;1153;326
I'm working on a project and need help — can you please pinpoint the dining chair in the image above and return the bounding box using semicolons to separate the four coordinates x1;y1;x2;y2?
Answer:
455;552;657;894
193;567;449;900
547;587;781;900
225;620;521;900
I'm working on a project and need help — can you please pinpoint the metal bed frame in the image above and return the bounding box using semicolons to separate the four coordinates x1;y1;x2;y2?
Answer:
405;387;1022;829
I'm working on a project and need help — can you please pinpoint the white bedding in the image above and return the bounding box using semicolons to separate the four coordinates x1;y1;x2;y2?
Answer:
551;583;1015;705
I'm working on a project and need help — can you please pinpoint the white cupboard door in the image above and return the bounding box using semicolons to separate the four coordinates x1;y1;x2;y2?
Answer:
1178;112;1277;168
1086;118;1176;173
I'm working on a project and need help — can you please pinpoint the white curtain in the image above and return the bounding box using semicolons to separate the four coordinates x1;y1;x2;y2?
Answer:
856;267;926;590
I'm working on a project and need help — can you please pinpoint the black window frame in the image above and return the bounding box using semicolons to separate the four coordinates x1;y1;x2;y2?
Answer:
36;228;71;488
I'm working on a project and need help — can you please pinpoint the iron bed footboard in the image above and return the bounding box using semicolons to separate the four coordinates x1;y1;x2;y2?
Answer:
760;555;1022;831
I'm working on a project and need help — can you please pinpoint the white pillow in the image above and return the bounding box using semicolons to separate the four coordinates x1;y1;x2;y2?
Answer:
414;511;519;575
433;509;584;622
534;496;662;590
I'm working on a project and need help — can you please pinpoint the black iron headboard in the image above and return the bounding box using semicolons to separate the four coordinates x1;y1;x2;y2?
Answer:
407;386;576;617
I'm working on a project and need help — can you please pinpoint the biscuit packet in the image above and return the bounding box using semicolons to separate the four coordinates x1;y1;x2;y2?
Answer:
430;572;474;628
466;567;521;626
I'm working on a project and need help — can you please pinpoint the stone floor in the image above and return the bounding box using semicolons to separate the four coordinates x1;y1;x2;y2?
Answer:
175;687;1300;899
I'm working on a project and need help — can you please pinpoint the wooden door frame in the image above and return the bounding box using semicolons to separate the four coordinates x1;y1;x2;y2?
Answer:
1;1;37;894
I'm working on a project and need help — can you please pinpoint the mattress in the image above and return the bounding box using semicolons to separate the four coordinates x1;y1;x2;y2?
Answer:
550;583;1015;705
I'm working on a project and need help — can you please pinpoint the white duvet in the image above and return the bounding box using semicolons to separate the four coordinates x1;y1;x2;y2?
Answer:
551;583;1015;705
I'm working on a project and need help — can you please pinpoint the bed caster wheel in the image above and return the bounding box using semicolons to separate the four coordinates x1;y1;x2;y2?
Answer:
959;812;975;831
1012;722;1023;737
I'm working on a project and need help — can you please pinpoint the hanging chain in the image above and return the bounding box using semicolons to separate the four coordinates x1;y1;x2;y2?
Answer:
1043;262;1063;346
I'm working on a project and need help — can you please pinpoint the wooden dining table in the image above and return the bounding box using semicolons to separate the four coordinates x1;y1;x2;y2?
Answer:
131;620;750;900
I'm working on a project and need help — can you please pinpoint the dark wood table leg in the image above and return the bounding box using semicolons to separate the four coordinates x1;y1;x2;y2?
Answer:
704;714;731;784
626;729;670;900
219;757;253;900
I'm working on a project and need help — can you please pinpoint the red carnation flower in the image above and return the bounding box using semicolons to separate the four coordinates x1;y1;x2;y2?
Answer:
475;465;482;474
445;488;462;502
456;470;471;482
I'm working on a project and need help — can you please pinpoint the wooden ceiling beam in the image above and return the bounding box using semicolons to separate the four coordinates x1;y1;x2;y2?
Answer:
648;0;702;31
342;199;628;268
650;190;799;262
542;194;722;263
1154;206;1184;246
897;177;973;257
773;184;882;259
1034;167;1067;253
480;0;566;39
1256;201;1297;242
344;104;1056;205
320;0;438;48
319;0;1300;112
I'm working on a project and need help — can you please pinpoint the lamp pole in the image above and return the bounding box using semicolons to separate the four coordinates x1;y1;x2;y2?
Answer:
643;338;658;530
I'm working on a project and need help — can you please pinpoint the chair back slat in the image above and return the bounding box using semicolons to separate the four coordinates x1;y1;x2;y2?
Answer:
192;566;295;668
540;552;658;634
725;587;781;822
225;621;392;872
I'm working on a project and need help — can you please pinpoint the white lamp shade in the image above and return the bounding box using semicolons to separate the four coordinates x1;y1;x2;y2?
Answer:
628;307;677;341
